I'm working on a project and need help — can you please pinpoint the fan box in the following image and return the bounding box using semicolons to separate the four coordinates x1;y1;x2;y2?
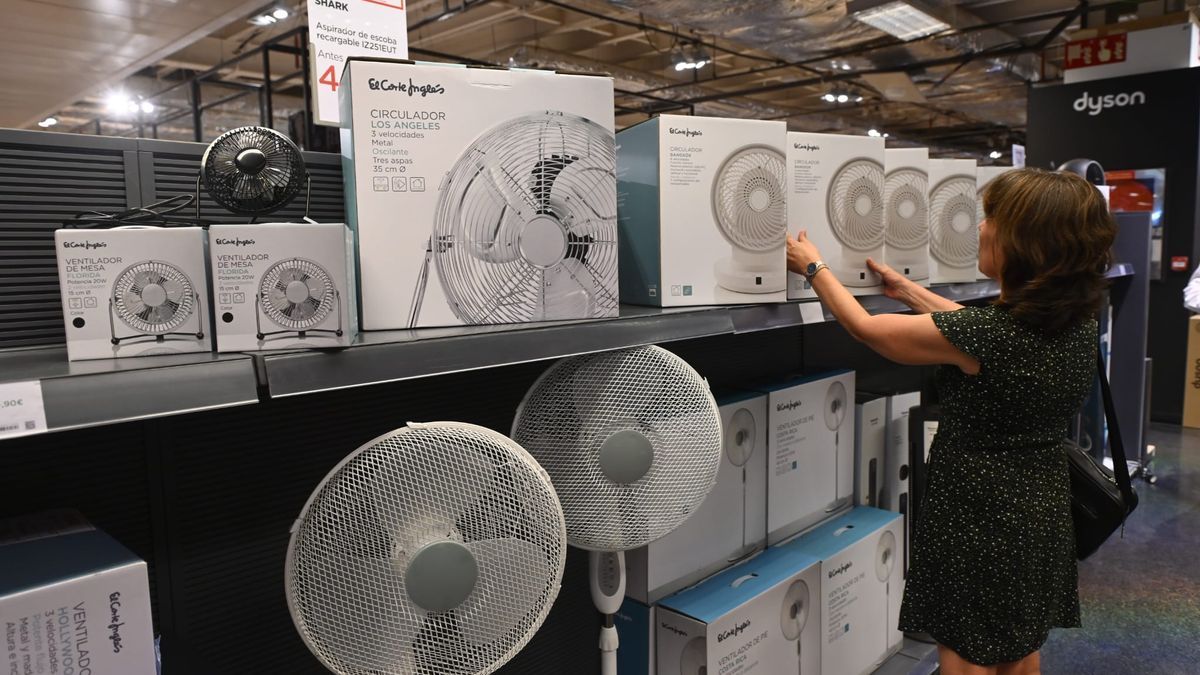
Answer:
339;58;618;329
774;507;904;675
54;227;211;361
883;391;920;573
975;165;1014;281
752;370;856;545
883;148;932;287
208;222;357;351
626;390;768;604
657;547;821;675
617;114;788;307
786;132;886;299
0;511;156;675
854;392;888;509
927;159;978;284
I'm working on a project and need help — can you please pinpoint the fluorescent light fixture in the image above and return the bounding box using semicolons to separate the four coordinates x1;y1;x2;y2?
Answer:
822;93;836;102
272;7;289;19
842;63;853;71
989;150;1002;159
38;117;57;128
848;0;951;41
106;93;132;114
837;94;849;103
855;95;864;102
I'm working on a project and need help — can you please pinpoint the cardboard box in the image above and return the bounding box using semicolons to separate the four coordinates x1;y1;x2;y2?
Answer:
787;132;886;299
883;148;931;286
208;223;357;351
657;547;821;675
855;393;888;509
626;390;769;603
54;227;211;360
616;597;656;675
775;507;904;675
754;370;856;544
1184;315;1200;428
927;159;978;284
883;391;920;573
0;511;156;675
975;165;1015;281
340;58;617;328
618;114;788;306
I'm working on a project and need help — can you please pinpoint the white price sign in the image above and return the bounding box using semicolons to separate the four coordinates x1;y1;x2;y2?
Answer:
1012;144;1026;168
308;0;409;127
0;380;47;440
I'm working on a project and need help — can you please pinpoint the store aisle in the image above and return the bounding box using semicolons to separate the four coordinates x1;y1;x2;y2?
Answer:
1042;423;1200;674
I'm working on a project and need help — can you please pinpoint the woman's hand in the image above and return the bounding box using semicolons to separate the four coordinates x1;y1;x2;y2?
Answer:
786;230;822;275
866;258;911;302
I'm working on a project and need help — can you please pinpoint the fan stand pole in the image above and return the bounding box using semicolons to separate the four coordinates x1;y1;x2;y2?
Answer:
108;298;119;346
798;640;803;675
589;550;625;675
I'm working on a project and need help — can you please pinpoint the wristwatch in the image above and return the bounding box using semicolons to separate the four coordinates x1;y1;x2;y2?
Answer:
804;261;830;282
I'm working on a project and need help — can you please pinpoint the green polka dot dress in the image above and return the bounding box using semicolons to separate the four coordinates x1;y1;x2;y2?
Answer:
897;304;1096;665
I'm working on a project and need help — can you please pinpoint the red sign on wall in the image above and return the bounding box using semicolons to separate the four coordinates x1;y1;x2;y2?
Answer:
1065;34;1128;69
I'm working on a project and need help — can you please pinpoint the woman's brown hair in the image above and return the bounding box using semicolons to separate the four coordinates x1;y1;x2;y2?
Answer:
983;168;1116;333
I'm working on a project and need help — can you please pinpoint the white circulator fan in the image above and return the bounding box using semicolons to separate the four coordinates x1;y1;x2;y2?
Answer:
285;422;567;675
780;579;811;674
825;380;848;507
109;259;204;347
256;257;343;344
827;158;886;287
711;145;787;294
876;529;898;651
725;406;758;561
883;167;930;281
680;636;707;675
408;111;617;327
512;345;723;675
929;175;979;270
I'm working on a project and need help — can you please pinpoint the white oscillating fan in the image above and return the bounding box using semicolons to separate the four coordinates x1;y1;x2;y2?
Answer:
780;579;811;674
883;167;929;281
929;176;978;271
725;406;758;561
876;529;898;652
711;145;787;294
109;259;204;346
825;380;848;508
827;158;886;287
256;257;342;343
409;111;617;327
680;636;707;675
285;422;567;675
512;346;723;675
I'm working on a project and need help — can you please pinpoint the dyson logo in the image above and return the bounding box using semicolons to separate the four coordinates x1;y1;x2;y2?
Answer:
63;241;107;250
660;622;689;638
827;561;853;579
777;400;803;413
367;77;445;97
717;619;751;643
1073;90;1145;116
668;127;702;138
215;237;256;247
793;143;821;151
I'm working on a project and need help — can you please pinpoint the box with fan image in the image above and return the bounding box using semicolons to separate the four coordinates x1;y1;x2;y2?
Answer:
54;227;211;361
626;389;769;604
786;132;886;300
927;159;978;284
753;370;856;545
207;222;357;351
339;58;618;329
617;114;788;306
975;165;1014;281
854;392;887;509
657;546;821;675
882;148;932;287
0;510;156;675
774;507;904;675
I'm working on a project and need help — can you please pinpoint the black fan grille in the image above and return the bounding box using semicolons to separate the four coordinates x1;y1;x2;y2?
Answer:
201;127;305;216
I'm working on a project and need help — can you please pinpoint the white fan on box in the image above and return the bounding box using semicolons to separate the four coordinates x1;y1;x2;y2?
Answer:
512;346;723;675
725;405;759;561
255;257;343;344
109;258;205;348
780;578;811;674
929;175;978;271
285;422;567;675
876;529;899;654
712;145;787;294
827;158;886;287
825;380;849;508
680;636;707;675
408;111;617;327
884;167;929;281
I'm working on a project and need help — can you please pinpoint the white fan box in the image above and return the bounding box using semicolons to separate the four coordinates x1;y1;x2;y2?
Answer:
927;159;978;284
626;390;769;604
208;222;357;351
0;511;156;675
615;597;657;675
753;370;855;545
883;148;931;287
855;393;888;509
975;165;1015;281
786;132;886;299
775;507;904;675
54;227;211;361
339;58;618;329
617;114;788;306
657;547;821;675
883;391;920;572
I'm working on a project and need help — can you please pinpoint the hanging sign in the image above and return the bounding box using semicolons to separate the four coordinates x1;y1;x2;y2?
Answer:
308;0;409;127
1065;34;1128;70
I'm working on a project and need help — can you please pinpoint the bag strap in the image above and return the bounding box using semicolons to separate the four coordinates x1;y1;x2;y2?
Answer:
1096;353;1135;513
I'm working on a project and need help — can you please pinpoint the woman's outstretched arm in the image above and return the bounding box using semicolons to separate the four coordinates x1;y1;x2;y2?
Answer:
865;258;964;314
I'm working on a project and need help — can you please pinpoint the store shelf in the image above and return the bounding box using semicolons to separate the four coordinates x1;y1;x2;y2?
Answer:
872;638;939;675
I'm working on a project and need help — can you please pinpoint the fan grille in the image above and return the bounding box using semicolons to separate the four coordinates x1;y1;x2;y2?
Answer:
827;158;885;252
201;126;305;216
712;145;787;252
286;423;566;675
111;260;195;334
433;111;617;325
258;257;337;330
929;175;978;267
884;168;929;250
512;346;722;551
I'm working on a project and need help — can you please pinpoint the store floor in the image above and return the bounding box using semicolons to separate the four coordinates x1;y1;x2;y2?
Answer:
1042;423;1200;674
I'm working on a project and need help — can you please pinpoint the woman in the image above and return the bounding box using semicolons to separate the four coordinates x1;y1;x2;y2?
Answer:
787;168;1115;675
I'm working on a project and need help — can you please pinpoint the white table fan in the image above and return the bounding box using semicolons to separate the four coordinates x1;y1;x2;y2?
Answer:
883;167;930;281
827;158;886;287
109;258;204;347
711;145;787;294
929;175;979;271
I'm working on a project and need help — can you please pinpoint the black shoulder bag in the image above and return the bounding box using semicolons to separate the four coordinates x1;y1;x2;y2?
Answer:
1067;354;1138;560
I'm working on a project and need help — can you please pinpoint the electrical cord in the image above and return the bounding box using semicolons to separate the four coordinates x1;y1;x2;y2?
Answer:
66;194;206;228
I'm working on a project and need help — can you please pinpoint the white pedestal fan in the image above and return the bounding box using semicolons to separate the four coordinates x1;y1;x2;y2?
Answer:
825;380;848;509
781;578;811;674
827;158;886;287
711;145;787;294
679;636;707;675
725;405;759;561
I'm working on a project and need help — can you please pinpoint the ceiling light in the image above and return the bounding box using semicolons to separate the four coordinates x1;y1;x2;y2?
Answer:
855;95;864;102
989;150;1003;159
140;101;155;114
847;0;951;41
38;117;57;128
272;7;289;19
868;128;881;137
836;94;850;103
126;100;139;114
842;63;853;71
883;133;890;138
106;93;132;114
672;43;711;72
251;13;278;26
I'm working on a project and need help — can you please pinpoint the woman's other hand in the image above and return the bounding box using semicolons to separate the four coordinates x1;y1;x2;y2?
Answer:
867;258;910;301
786;230;822;275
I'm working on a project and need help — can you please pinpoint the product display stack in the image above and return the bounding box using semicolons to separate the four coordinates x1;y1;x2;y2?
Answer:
927;159;979;284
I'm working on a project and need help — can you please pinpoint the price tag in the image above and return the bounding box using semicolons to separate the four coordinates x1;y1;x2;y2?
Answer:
0;380;47;440
799;302;826;324
308;0;409;127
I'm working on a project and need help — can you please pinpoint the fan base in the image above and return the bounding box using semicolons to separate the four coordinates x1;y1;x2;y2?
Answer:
832;266;881;288
714;258;786;294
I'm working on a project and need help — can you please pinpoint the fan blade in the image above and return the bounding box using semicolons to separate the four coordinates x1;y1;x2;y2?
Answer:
457;537;552;647
475;153;538;218
537;258;595;321
530;154;579;214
